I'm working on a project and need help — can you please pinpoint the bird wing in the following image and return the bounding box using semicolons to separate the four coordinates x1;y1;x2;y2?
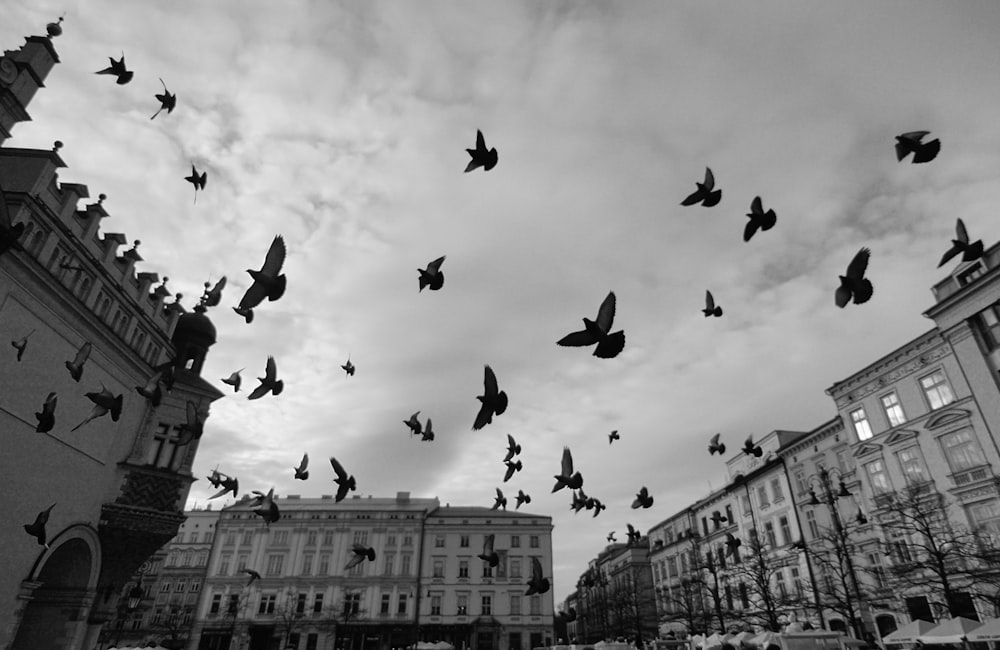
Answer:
186;401;199;429
428;256;446;274
237;281;269;311
899;131;930;142
483;533;494;554
507;434;517;451
938;244;962;268
265;355;277;382
73;342;92;365
211;275;227;294
557;329;598;347
261;236;287;276
298;453;309;472
750;196;762;215
846;247;870;280
710;432;720;446
561;446;574;476
680;188;704;206
705;290;715;310
476;129;486;151
329;456;348;481
703;167;715;190
595;291;617;333
247;382;270;400
956;218;969;244
531;556;543;580
483;365;498;398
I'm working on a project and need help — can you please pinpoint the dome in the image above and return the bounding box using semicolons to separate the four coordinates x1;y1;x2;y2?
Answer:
172;305;217;347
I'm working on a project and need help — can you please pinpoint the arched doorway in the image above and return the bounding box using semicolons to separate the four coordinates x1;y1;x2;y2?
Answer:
11;533;100;650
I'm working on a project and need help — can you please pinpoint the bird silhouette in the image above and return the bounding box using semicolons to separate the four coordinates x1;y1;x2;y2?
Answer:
472;365;508;431
176;401;204;446
702;290;723;317
208;474;239;500
0;182;25;256
515;490;531;509
329;456;356;502
504;434;521;462
588;498;606;517
835;247;873;308
711;510;728;527
294;453;309;480
345;543;377;570
150;78;176;120
492;487;507;511
465;129;498;172
70;386;123;432
95;52;133;84
725;533;742;557
221;369;243;392
552;446;583;492
403;412;422;437
24;504;55;548
341;355;355;376
418;256;446;291
608;430;620;444
11;329;33;362
742;435;763;458
243;569;262;585
938;218;984;268
35;392;57;433
185;164;207;204
607;531;616;543
503;459;522;483
421;418;435;442
234;235;287;321
201;276;227;307
154;361;176;393
632;486;654;509
253;487;280;526
570;489;589;513
626;523;641;546
525;556;550;595
65;341;92;382
744;196;777;242
248;356;283;400
478;533;500;567
895;131;940;164
134;370;163;408
557;291;626;359
708;433;726;456
681;167;721;207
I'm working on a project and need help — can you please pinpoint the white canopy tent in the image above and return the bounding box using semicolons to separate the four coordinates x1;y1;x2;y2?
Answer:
882;620;936;645
966;618;1000;643
919;617;983;645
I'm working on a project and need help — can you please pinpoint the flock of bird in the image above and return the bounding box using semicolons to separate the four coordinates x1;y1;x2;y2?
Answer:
7;32;983;605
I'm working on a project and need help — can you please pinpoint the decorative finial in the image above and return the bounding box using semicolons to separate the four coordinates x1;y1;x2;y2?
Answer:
52;140;63;152
131;239;140;251
46;16;64;38
98;193;107;205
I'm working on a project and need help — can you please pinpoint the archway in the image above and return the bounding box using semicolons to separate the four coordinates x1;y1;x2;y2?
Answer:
11;529;101;650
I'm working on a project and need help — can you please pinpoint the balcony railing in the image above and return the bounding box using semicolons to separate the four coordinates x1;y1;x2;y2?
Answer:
951;465;992;487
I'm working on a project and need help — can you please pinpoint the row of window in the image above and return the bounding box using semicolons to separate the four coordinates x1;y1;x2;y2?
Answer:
174;531;214;544
863;429;987;495
158;578;202;593
165;549;209;567
217;550;417;577
221;529;425;548
431;555;542;580
849;369;956;442
434;534;541;549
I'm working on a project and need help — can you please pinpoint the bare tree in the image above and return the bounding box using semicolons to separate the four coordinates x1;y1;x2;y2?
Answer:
726;531;796;631
605;565;658;643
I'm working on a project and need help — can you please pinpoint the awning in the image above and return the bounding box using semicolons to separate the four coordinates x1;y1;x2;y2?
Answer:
966;618;1000;643
882;620;936;645
919;617;983;645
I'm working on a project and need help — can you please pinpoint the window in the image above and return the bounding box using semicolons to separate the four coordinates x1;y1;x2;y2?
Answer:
181;550;192;567
530;595;541;615
383;553;394;575
197;551;208;566
266;554;284;576
979;306;1000;349
779;516;791;546
176;533;185;544
666;557;677;577
702;517;709;535
228;595;239;615
941;429;987;472
921;370;955;410
166;553;177;567
313;593;324;614
790;567;803;596
343;592;360;616
433;559;444;578
319;554;330;575
431;595;441;616
259;593;277;614
323;531;335;546
510;593;521;615
306;531;317;546
353;530;368;545
176;578;186;592
459;560;469;578
296;593;307;614
242;530;252;545
897;447;928;484
457;594;468;616
203;532;214;543
775;570;787;597
397;593;408;615
757;486;769;508
273;530;289;545
967;500;1000;541
160;581;171;593
210;594;222;614
218;554;231;576
529;535;539;548
460;535;469;548
724;585;734;610
147;423;181;469
237;554;249;572
401;554;412;575
867;552;888;588
511;535;520;548
881;392;906;427
794;471;807;496
739;583;749;608
435;535;445;548
771;478;784;501
307;634;318;650
381;593;391;615
403;535;413;546
510;558;521;578
302;554;313;575
481;595;492;615
764;521;777;547
482;563;493;578
190;579;201;593
850;407;873;441
741;494;751;516
865;459;893;494
387;534;396;546
725;504;733;522
805;510;819;538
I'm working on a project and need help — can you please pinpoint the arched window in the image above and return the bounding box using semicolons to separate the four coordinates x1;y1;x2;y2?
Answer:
29;230;44;255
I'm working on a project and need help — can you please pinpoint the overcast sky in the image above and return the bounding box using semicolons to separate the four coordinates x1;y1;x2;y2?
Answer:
5;1;1000;609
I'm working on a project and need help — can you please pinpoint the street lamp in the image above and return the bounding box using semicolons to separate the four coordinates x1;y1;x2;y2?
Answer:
114;580;146;647
805;468;870;639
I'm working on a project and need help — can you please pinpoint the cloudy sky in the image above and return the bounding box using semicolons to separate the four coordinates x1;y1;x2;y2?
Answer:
5;0;1000;608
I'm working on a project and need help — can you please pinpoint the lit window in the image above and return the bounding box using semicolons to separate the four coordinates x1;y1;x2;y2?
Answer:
896;448;928;484
881;393;906;427
850;407;873;441
940;429;986;472
457;595;468;616
865;459;893;494
921;370;956;410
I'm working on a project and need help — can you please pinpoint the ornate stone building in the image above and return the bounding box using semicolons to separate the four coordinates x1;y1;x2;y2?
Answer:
0;19;223;650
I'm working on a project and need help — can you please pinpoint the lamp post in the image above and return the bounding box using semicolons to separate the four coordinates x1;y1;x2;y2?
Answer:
113;580;146;647
806;468;869;639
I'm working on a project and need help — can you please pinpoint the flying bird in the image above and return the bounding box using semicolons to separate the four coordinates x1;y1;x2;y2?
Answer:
552;446;584;493
708;433;725;456
403;412;422;437
248;356;283;400
525;557;550;595
744;196;777;242
570;489;588;513
208;474;239;500
243;569;262;585
184;164;207;204
478;533;500;567
11;329;33;362
35;392;57;433
418;256;446;291
221;369;243;392
895;131;940;164
176;401;204;446
834;247;874;308
421;418;435;442
632;486;654;509
134;370;163;407
702;290;722;317
150;78;176;120
607;531;616;543
465;129;498;172
95;52;133;85
23;504;55;548
294;454;309;480
70;386;123;432
725;533;742;557
329;456;356;502
557;291;626;359
252;487;280;526
626;523;641;546
588;498;606;517
65;341;92;382
234;235;287;322
503;459;522;483
472;365;508;431
492;488;507;511
681;167;721;207
341;355;355;377
345;543;376;570
504;434;521;462
938;218;984;268
742;435;763;458
711;511;728;527
201;276;227;308
515;490;531;509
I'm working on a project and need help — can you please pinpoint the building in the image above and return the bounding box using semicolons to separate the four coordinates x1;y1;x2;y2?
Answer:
1;20;224;650
420;506;555;650
571;539;654;645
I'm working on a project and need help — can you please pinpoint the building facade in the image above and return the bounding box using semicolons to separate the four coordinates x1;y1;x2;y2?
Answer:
571;540;654;645
1;20;223;650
